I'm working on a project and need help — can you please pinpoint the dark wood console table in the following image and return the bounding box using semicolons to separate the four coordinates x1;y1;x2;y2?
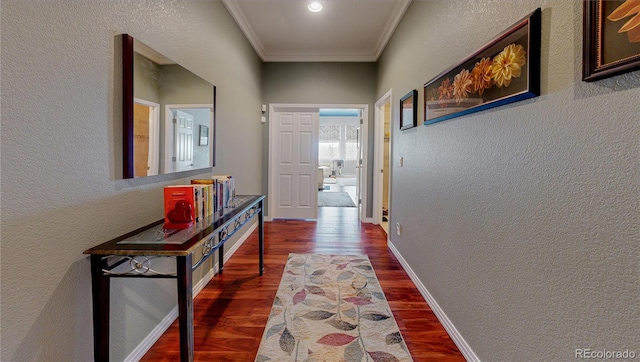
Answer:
84;195;265;362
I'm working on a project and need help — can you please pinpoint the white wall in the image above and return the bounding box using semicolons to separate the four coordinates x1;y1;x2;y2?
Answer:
378;1;639;360
0;1;262;360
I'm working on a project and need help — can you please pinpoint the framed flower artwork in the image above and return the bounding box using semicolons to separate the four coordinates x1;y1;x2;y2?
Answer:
400;89;418;130
423;8;541;126
583;0;640;82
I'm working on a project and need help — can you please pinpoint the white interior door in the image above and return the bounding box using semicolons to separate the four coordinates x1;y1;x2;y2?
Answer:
175;110;194;172
271;107;319;219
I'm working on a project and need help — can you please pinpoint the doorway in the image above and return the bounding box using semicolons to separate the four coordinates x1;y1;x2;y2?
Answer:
318;109;361;210
268;103;369;222
374;91;392;234
133;98;159;177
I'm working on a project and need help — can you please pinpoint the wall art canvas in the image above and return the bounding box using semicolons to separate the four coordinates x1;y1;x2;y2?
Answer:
583;0;640;81
424;8;541;126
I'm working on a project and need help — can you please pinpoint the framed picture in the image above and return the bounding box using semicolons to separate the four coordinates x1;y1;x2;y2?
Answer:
424;8;541;126
199;125;209;146
400;89;418;130
583;0;640;82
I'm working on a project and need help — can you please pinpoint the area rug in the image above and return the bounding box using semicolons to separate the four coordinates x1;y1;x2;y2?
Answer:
318;192;356;207
337;177;357;186
255;253;413;362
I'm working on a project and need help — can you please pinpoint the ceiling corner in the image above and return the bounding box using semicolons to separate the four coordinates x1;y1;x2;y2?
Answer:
373;0;412;60
263;54;378;63
222;0;267;60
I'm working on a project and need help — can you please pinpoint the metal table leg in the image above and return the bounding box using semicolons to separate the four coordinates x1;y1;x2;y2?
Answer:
90;255;110;362
176;255;194;362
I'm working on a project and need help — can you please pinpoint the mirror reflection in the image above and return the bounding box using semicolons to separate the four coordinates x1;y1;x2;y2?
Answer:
123;34;215;178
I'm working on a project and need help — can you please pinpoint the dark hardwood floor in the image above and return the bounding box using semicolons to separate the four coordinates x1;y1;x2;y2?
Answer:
142;206;464;361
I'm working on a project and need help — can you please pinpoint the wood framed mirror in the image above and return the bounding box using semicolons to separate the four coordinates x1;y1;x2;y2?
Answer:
122;34;216;179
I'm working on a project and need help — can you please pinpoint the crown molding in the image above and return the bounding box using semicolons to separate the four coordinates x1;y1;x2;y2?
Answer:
262;53;377;63
222;0;267;60
373;0;411;59
223;0;411;62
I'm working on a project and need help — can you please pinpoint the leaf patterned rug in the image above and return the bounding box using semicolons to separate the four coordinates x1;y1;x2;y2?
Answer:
255;253;413;362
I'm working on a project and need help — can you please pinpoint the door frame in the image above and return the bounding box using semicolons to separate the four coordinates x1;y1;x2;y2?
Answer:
268;103;370;223
373;90;392;226
134;98;160;176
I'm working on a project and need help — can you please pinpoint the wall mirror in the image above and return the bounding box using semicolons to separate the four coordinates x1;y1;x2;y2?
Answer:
122;34;216;179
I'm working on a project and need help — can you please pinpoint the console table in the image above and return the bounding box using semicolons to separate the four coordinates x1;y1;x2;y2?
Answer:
84;195;265;362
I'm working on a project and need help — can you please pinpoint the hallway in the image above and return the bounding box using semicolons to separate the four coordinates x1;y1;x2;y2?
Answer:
142;208;463;361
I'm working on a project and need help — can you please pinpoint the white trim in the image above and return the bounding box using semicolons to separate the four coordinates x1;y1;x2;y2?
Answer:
222;0;409;62
221;0;267;60
268;103;369;223
373;90;392;225
269;106;320;220
124;302;184;362
387;241;480;362
147;106;159;176
134;98;160;176
124;222;258;362
262;54;377;62
373;0;412;59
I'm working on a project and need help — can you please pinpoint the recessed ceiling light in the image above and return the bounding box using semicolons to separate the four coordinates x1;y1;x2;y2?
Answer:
308;2;323;13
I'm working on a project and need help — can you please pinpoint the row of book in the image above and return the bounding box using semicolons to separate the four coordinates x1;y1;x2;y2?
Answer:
163;175;236;229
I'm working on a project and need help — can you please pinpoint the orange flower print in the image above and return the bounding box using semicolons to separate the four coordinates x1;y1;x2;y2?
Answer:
453;69;473;105
437;78;453;107
491;43;527;88
428;87;438;102
608;0;640;43
470;57;493;96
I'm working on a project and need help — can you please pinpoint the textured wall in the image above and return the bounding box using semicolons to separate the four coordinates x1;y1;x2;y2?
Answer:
262;62;377;218
378;0;639;360
0;1;262;360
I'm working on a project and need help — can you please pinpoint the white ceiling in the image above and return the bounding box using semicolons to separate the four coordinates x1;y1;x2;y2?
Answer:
222;0;412;62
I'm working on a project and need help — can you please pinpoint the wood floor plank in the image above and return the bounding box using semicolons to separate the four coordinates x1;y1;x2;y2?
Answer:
142;209;464;361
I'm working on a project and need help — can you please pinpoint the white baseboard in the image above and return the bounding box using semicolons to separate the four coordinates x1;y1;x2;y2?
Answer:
124;223;258;362
387;241;480;362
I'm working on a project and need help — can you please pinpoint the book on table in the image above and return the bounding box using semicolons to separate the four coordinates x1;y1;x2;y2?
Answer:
211;174;235;209
191;179;216;214
163;185;197;229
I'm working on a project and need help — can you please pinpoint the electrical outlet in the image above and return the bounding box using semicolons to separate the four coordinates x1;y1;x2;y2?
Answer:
396;223;402;236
